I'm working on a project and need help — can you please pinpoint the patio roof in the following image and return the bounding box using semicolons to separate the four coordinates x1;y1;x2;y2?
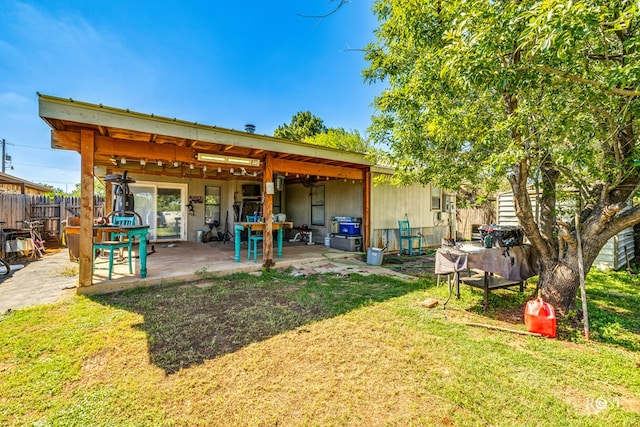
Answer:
38;94;371;181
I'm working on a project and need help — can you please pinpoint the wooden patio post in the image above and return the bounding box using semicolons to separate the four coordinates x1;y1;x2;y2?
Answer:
79;130;95;286
263;153;274;268
363;169;371;249
104;170;113;215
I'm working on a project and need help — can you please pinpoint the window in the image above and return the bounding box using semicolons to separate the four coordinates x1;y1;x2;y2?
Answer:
431;186;441;211
311;185;325;226
204;186;221;225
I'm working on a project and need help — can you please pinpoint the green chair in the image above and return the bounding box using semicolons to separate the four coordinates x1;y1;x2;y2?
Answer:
246;215;262;261
93;215;136;279
93;240;132;279
398;219;423;256
247;232;264;262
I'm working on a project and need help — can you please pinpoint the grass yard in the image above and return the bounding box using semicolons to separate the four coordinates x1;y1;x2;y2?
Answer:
1;263;639;426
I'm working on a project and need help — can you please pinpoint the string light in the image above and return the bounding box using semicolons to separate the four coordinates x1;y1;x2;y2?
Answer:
157;160;163;167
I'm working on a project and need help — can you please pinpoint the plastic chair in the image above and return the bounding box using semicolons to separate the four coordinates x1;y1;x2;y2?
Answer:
398;219;423;256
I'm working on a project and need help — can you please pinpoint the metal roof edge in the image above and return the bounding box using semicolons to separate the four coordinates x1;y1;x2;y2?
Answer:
38;94;372;166
370;165;395;175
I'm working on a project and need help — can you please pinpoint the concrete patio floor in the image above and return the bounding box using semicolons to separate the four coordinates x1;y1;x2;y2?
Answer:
0;239;421;314
89;239;364;293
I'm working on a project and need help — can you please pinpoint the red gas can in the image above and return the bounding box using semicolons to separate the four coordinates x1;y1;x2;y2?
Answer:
524;297;556;338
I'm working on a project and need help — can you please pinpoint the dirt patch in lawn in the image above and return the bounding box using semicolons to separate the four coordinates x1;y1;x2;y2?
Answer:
91;270;423;374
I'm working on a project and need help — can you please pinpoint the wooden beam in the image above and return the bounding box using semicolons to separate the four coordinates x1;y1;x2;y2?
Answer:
104;172;113;215
96;135;197;163
271;158;364;180
363;169;371;249
79;130;95;287
51;130;81;151
53;131;274;172
263;153;274;268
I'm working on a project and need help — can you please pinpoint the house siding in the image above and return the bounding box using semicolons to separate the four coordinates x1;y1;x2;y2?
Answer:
370;177;454;252
496;190;634;270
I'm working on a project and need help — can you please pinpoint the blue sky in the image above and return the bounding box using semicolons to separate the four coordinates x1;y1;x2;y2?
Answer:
0;0;381;191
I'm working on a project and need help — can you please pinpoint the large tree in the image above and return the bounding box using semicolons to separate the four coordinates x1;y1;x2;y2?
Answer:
306;128;371;153
274;111;328;141
364;0;640;314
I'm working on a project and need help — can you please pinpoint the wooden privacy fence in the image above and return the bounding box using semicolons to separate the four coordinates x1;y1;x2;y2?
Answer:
456;206;495;240
0;193;105;239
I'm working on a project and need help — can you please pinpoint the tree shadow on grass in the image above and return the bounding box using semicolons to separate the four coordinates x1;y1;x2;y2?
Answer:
90;270;423;374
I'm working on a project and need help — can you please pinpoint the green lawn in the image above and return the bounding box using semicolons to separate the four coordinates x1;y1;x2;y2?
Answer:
1;267;638;426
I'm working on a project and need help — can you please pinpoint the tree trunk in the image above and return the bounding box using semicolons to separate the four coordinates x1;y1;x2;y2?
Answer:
538;259;581;315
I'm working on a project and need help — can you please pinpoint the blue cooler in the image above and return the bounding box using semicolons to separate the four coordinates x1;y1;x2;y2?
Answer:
339;222;360;235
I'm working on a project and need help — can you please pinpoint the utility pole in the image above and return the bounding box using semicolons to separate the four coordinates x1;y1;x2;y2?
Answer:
2;138;5;174
1;139;13;173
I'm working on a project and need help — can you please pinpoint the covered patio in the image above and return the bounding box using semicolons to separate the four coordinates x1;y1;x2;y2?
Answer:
38;94;374;294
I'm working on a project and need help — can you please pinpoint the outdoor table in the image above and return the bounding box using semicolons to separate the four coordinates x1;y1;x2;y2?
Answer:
94;224;150;278
234;222;293;262
435;243;539;310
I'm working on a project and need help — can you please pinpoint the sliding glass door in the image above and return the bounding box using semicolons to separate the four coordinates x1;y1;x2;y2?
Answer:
130;182;187;241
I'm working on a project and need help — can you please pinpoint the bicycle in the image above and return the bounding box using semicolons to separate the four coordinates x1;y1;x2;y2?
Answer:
0;256;23;279
19;220;47;258
1;257;10;276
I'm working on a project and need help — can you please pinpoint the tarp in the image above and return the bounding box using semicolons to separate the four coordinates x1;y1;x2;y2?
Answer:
435;244;539;281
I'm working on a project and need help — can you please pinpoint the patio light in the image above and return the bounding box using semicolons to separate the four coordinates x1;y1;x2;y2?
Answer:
196;153;260;167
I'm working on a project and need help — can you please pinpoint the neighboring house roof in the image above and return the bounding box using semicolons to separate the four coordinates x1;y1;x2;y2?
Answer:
0;171;50;194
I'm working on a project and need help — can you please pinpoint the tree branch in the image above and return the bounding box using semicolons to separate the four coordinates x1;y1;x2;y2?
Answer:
587;54;624;62
556;165;591;202
539;66;640;98
297;0;350;18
